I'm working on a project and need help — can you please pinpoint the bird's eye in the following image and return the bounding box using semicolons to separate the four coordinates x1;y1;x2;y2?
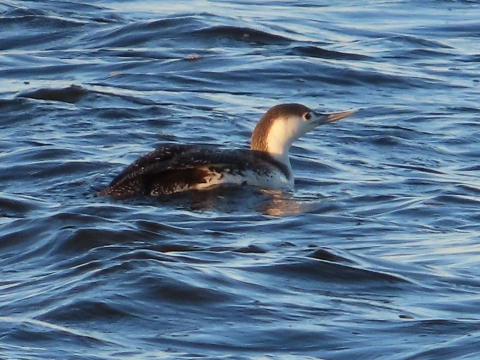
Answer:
303;112;312;120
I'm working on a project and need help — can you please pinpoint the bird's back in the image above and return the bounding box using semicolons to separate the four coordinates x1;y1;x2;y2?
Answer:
98;144;291;198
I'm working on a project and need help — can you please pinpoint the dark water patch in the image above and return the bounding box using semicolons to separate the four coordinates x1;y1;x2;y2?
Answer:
39;299;131;323
134;272;234;305
308;248;354;263
432;194;480;207
400;178;444;192
308;65;433;89
17;85;88;104
443;105;480;115
456;184;480;196
370;135;404;146
0;98;33;123
0;194;45;218
255;257;409;285
193;25;292;45
52;225;167;255
133;219;194;237
94;106;154;121
399;318;480;339
386;47;455;61
288;45;370;60
152;243;199;254
234;244;268;254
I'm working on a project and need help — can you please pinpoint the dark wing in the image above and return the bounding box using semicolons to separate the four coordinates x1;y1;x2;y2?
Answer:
107;144;196;187
98;145;283;198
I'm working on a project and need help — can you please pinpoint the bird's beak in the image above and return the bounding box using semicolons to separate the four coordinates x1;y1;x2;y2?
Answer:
314;109;356;125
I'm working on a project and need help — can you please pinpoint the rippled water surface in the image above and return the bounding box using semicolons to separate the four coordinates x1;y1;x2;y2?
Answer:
1;0;480;358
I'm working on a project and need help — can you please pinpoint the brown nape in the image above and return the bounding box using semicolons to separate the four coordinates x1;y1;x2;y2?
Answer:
250;103;311;152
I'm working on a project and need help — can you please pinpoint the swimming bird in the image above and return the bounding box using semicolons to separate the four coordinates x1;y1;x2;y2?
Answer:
98;103;354;198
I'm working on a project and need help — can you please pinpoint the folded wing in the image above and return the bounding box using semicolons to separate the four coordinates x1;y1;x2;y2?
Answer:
98;145;284;198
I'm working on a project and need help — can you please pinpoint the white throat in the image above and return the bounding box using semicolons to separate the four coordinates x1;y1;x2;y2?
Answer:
264;118;300;173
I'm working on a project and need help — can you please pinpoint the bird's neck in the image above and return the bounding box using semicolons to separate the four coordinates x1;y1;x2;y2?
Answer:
265;144;292;172
251;120;296;171
251;137;293;182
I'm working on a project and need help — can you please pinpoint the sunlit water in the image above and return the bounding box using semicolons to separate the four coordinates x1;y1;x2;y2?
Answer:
1;1;480;358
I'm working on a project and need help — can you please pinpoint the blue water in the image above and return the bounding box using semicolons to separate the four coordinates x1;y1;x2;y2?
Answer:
1;1;480;358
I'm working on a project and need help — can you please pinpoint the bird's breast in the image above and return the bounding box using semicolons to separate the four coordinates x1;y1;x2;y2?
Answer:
190;165;293;191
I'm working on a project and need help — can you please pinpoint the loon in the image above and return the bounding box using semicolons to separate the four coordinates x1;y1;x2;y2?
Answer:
98;103;355;198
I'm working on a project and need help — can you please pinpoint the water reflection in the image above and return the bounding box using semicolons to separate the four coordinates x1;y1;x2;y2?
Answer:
161;187;323;216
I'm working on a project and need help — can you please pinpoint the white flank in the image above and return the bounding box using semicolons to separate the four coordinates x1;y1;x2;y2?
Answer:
191;167;292;191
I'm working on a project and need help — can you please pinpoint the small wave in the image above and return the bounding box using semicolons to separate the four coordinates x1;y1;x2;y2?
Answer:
37;299;130;322
135;273;233;304
52;226;155;255
17;85;88;104
308;248;354;263
395;318;480;358
84;16;204;48
0;6;87;51
254;256;410;285
288;45;370;60
424;20;480;37
0;194;45;218
387;34;452;49
193;25;292;44
0;316;116;347
431;194;480;207
385;162;446;175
